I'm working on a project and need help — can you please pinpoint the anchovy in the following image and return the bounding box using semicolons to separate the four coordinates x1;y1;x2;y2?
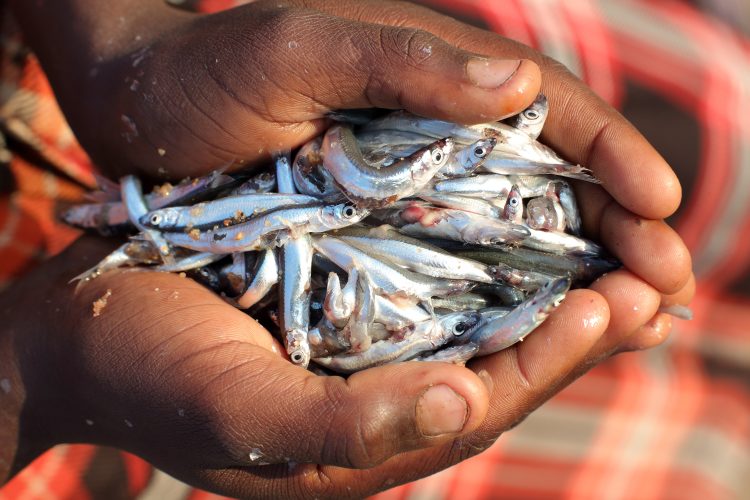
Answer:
432;174;551;199
521;226;604;256
369;203;530;246
275;151;295;195
557;182;582;235
432;293;494;312
279;234;313;367
321;124;454;208
454;245;621;284
502;185;524;224
312;235;475;301
459;278;570;356
362;111;597;182
313;311;482;373
161;202;368;253
232;248;279;309
491;263;556;293
228;172;276;195
217;253;249;295
157;252;226;273
414;343;480;364
121;175;173;263
62;170;236;231
359;136;496;179
372;294;432;330
336;226;495;283
417;192;502;218
292;138;342;200
503;93;548;139
70;240;160;283
323;269;358;328
141;193;320;231
348;271;377;352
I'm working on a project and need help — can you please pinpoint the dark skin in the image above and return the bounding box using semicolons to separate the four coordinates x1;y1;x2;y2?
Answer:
0;1;694;497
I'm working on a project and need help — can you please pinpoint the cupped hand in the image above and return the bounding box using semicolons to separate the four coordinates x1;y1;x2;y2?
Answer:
1;237;607;498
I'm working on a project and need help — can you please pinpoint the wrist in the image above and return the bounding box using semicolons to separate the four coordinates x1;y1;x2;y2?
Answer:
0;285;51;483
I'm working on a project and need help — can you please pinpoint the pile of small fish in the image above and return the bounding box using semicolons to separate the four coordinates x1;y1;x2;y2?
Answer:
63;95;621;374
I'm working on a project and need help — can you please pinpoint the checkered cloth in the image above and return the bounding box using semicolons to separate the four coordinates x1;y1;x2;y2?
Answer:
3;0;750;498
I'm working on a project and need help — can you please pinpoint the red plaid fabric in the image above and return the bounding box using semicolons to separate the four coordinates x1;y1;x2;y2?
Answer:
3;0;750;499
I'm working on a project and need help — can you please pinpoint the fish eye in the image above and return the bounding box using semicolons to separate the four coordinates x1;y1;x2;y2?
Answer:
474;147;487;157
524;109;540;120
150;214;161;225
453;322;468;336
432;150;444;164
510;197;519;206
342;204;357;218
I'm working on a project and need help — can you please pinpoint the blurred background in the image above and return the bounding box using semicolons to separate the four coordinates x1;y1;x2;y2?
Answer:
1;0;749;498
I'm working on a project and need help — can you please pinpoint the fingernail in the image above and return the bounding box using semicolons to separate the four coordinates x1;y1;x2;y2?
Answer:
416;384;468;437
477;369;494;395
467;58;522;89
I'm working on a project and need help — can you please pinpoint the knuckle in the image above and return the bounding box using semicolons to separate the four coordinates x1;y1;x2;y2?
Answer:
255;7;301;51
377;26;439;69
319;379;391;469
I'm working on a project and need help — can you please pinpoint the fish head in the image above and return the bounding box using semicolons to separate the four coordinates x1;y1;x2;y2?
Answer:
537;277;571;314
322;202;370;227
469;138;497;162
413;138;455;182
140;208;180;229
502;184;524;224
439;310;483;338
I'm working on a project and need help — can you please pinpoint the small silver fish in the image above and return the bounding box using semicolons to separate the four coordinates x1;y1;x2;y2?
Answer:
321;124;454;208
503;93;549;139
461;278;570;356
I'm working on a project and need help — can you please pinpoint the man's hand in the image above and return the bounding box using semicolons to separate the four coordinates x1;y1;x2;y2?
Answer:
2;237;614;498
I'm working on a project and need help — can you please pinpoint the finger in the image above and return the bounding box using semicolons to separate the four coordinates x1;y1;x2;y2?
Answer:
202;347;489;469
661;272;696;307
305;0;681;219
599;203;692;295
575;183;692;295
587;269;663;356
618;313;674;353
465;289;609;443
